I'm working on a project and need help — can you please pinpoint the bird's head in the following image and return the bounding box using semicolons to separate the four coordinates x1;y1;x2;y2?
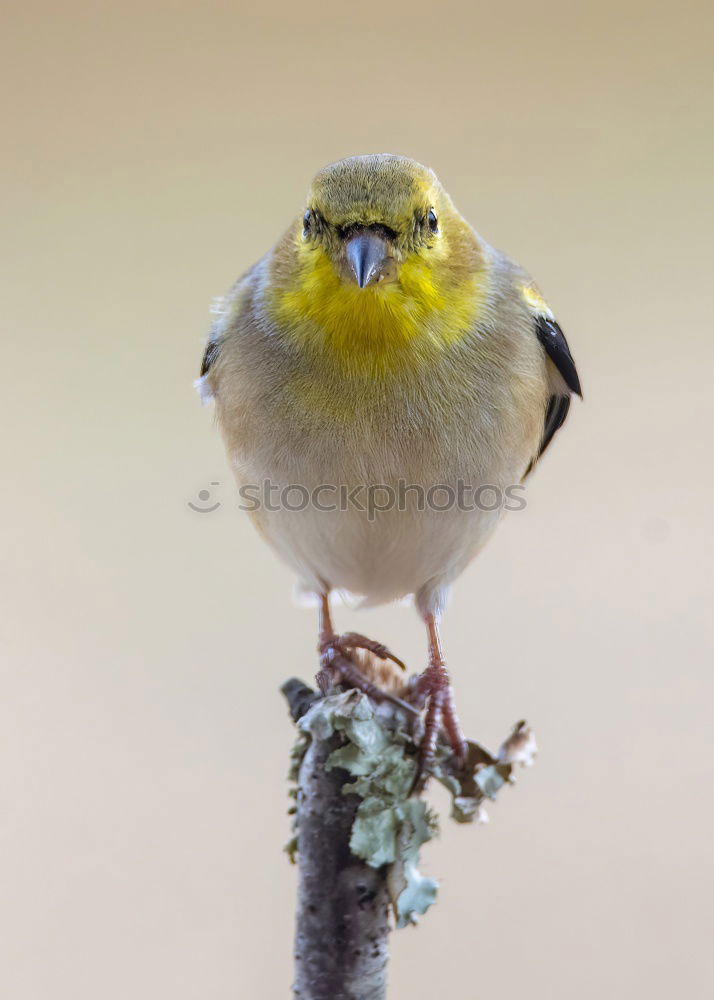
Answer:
270;155;487;374
303;154;456;287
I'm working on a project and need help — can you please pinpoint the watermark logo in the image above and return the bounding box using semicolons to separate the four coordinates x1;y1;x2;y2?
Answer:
187;481;222;513
188;479;527;520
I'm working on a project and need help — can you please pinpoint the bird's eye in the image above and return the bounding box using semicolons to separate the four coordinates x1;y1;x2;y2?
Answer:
427;208;439;234
303;210;312;237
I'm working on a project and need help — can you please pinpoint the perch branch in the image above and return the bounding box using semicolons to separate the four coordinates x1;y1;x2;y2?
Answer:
282;678;536;1000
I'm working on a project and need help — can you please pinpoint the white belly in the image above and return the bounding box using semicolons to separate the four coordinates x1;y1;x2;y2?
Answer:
261;498;502;605
235;434;522;613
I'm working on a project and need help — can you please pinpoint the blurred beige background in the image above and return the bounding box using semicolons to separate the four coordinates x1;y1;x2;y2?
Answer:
2;1;713;997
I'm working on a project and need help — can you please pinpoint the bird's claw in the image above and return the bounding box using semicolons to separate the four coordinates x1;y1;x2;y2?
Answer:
337;632;406;671
317;632;418;716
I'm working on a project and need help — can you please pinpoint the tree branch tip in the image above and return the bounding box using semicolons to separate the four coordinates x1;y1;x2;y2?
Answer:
281;677;319;722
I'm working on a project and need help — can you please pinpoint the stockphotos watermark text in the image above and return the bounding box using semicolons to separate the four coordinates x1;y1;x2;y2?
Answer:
188;479;527;519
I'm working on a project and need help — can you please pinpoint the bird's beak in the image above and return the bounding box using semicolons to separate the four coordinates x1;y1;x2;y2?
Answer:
345;231;390;288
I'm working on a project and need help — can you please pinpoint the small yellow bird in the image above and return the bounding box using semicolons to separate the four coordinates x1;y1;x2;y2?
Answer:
197;154;581;772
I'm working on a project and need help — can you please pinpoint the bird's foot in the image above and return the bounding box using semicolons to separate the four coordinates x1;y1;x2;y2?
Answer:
336;632;406;672
411;660;468;790
316;632;416;716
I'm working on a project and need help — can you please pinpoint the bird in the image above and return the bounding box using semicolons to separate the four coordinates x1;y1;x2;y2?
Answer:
197;153;581;777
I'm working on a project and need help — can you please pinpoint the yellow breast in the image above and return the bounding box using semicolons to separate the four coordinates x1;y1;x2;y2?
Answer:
270;246;487;379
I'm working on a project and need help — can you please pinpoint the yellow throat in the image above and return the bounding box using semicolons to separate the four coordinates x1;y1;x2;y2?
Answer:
272;241;487;379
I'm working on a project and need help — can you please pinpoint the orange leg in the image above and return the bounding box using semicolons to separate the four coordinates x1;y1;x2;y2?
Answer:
413;614;467;777
315;593;416;715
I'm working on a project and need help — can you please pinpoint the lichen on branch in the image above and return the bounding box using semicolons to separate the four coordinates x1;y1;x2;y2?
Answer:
283;680;536;928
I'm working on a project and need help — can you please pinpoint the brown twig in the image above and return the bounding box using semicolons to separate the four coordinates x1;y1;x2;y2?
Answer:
283;680;390;1000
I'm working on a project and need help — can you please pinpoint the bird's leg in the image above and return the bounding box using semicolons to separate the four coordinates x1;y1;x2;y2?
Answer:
414;614;468;779
316;593;416;714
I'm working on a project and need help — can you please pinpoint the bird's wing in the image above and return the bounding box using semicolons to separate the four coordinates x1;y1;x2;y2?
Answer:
195;270;257;404
199;338;221;377
534;314;581;397
194;328;222;404
524;307;582;477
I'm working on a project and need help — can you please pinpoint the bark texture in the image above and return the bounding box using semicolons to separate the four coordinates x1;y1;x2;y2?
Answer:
283;680;390;1000
281;677;536;999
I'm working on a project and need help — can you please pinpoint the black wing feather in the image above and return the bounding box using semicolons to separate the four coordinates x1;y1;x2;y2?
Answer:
524;314;581;478
534;316;582;397
524;393;571;478
541;393;571;456
200;339;221;377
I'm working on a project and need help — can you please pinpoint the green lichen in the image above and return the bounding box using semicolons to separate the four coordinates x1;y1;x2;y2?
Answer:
298;690;438;926
289;687;536;927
